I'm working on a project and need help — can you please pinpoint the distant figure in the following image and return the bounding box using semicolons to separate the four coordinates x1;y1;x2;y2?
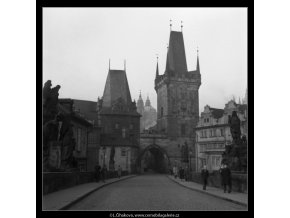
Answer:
118;165;122;179
179;167;184;181
101;165;107;183
201;165;209;190
94;164;101;182
219;164;225;186
220;164;232;193
184;166;189;181
173;166;178;179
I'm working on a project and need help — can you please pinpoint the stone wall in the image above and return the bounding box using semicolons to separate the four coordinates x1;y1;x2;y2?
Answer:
189;171;247;193
43;170;130;195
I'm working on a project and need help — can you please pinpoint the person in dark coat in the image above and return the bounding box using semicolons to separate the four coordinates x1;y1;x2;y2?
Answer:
220;164;232;193
101;165;107;183
201;165;209;190
179;167;184;181
94;164;101;182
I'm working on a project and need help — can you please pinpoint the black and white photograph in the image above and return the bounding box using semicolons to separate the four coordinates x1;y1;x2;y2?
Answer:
41;6;249;212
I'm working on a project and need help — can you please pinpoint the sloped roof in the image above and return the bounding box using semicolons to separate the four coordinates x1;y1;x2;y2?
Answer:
58;102;92;127
102;69;132;108
72;99;98;122
165;31;188;73
209;107;224;119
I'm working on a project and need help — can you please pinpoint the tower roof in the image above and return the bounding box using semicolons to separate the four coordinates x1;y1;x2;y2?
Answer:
165;31;188;73
156;59;159;78
196;48;200;72
102;69;132;107
145;96;151;107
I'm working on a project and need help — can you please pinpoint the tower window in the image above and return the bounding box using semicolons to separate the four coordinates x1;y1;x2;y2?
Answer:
122;128;126;138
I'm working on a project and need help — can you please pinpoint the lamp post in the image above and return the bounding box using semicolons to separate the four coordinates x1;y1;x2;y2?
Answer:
189;151;193;171
102;146;106;167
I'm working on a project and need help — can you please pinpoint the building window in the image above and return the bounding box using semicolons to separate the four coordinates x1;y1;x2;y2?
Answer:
207;118;209;123
204;118;206;123
220;128;224;136
161;107;164;117
115;123;119;129
129;124;133;130
121;148;126;156
122;128;126;138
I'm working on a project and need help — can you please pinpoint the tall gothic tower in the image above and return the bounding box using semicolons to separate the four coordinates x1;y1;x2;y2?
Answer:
154;30;201;138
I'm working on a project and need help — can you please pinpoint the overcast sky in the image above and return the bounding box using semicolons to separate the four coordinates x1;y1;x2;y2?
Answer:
43;7;247;114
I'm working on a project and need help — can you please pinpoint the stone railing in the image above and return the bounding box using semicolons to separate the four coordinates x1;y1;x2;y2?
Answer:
43;170;130;195
189;171;247;193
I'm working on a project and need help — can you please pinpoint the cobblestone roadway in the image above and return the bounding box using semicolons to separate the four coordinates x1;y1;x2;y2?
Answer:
69;174;247;211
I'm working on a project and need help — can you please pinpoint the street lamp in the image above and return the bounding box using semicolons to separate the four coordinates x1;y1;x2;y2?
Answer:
189;151;193;171
102;146;106;167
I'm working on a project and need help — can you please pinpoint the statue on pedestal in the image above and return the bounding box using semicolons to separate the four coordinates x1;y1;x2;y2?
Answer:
43;80;75;172
222;111;247;172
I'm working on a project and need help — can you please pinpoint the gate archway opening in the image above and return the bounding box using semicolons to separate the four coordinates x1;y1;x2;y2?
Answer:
137;144;171;174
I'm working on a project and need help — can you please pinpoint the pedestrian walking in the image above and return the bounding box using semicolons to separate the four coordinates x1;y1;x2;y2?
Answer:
173;166;178;179
179;167;184;181
220;163;232;193
94;164;101;182
118;165;122;179
101;165;107;183
201;165;209;190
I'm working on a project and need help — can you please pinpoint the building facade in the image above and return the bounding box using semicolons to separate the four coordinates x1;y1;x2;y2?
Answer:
97;67;141;173
195;100;247;172
72;99;101;172
155;31;201;139
58;99;95;172
139;28;201;173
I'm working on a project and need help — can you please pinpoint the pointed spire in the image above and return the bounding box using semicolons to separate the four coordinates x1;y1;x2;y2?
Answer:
124;59;126;71
196;47;200;72
170;19;172;31
181;20;183;32
155;54;159;78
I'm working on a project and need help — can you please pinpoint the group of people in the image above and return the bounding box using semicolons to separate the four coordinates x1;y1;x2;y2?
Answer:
94;164;123;182
172;166;190;181
94;164;107;182
173;163;232;193
201;163;232;193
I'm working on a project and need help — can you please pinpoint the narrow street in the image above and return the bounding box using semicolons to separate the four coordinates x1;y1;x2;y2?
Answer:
68;173;247;211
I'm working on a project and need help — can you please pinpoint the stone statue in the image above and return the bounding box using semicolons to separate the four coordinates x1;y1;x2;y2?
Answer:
43;112;75;172
228;111;241;144
222;111;247;172
43;112;63;171
43;80;61;124
181;141;189;163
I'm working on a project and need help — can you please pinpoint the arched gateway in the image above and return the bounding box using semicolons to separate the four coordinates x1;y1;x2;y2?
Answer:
136;143;171;173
